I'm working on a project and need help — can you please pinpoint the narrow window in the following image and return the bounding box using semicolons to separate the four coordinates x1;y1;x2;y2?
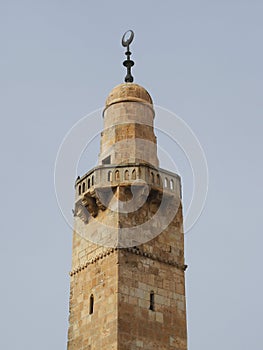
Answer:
88;178;91;189
149;291;154;311
115;170;120;181
78;185;81;195
89;294;94;315
170;179;174;190
108;171;112;182
151;172;154;183
131;169;136;180
124;170;129;180
91;175;94;186
82;182;86;193
164;177;168;188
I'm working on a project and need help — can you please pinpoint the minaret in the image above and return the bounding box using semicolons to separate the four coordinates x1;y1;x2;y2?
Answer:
67;31;188;350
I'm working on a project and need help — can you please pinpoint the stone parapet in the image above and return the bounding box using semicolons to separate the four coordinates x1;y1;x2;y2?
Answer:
75;163;181;201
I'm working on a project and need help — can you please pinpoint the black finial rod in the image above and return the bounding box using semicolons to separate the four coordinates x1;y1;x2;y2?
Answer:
122;30;135;83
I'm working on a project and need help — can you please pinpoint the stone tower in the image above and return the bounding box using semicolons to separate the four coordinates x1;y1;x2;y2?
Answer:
67;37;188;350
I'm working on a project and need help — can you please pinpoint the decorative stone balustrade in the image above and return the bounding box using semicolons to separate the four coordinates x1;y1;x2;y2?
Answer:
75;163;181;201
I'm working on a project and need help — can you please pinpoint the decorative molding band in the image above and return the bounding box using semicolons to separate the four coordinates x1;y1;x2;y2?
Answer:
69;248;117;276
124;247;188;271
69;247;187;276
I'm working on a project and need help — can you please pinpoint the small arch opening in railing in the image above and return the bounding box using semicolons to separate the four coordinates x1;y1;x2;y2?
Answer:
131;169;136;180
156;174;160;185
164;177;168;188
91;175;94;186
124;169;129;180
82;182;86;193
170;179;174;190
115;170;120;181
88;178;90;189
78;185;81;195
150;172;155;183
108;171;112;182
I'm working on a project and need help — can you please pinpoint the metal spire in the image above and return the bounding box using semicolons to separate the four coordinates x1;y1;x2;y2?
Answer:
122;30;135;83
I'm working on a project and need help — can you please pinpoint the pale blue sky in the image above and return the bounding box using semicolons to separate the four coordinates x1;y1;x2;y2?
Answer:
1;1;263;349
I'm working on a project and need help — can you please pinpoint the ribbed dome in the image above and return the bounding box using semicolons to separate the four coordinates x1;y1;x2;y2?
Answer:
105;83;153;108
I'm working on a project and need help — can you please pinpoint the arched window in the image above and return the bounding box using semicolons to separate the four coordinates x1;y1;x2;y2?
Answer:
89;294;94;315
108;171;112;182
156;174;160;185
124;170;129;180
170;179;174;190
82;182;85;193
149;291;154;311
115;170;120;181
88;178;90;189
78;185;81;195
164;177;168;188
91;175;94;186
151;172;154;183
131;169;136;180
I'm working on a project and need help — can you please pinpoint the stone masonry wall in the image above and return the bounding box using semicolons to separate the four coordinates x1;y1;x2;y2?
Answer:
68;203;187;350
99;101;159;167
117;206;187;350
67;240;118;350
67;82;187;350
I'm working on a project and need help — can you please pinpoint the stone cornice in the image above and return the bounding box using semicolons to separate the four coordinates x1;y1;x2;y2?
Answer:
69;247;187;276
124;247;188;271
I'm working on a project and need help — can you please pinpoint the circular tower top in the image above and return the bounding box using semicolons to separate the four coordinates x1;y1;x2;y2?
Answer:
105;83;153;108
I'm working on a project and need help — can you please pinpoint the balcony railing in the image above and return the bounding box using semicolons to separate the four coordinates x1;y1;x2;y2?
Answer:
75;163;181;200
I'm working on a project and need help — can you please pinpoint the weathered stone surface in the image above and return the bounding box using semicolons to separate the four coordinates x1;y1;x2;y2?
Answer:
100;83;158;167
68;205;187;350
67;83;188;350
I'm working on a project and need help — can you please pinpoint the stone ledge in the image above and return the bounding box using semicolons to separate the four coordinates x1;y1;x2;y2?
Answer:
124;247;188;271
75;164;182;210
69;247;187;276
69;247;117;276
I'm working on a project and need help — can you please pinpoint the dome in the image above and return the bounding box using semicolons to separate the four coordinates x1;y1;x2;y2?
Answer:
105;83;153;108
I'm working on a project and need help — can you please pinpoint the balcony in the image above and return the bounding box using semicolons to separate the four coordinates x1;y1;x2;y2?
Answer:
75;163;181;201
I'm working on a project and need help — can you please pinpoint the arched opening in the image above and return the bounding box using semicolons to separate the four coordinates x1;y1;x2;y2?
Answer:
170;179;174;190
131;169;136;180
89;294;94;315
82;182;86;193
91;175;94;186
149;291;154;311
156;174;160;185
108;171;112;182
164;177;168;188
115;170;120;181
88;178;90;189
151;172;154;183
124;170;129;180
78;185;81;195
